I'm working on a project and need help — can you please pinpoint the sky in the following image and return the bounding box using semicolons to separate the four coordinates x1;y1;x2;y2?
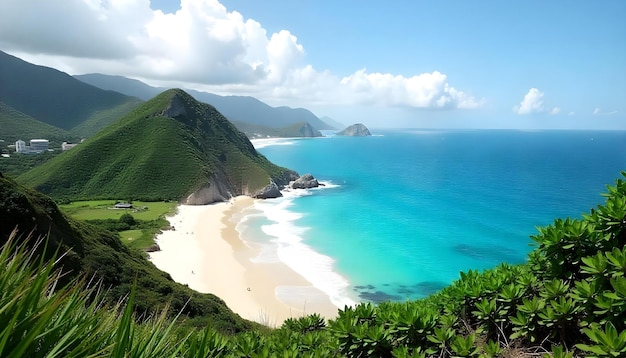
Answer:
0;0;624;129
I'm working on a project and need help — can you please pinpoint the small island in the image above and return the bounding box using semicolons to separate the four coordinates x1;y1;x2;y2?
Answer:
337;123;371;136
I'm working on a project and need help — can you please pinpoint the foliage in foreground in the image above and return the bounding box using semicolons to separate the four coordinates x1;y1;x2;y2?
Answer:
2;172;626;357
0;173;254;334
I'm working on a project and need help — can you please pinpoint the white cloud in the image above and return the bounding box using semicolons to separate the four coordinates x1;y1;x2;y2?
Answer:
0;0;481;111
593;108;618;116
514;88;559;115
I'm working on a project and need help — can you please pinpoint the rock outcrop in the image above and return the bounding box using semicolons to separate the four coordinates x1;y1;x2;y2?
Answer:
253;181;283;199
291;173;320;189
337;123;371;136
298;122;323;137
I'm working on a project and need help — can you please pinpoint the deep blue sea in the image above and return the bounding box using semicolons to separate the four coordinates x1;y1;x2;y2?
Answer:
239;129;626;305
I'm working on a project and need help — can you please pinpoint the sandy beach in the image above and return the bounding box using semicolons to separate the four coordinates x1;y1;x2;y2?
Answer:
149;196;340;326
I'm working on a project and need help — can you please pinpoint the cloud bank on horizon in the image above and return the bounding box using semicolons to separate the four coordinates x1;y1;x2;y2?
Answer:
0;0;624;128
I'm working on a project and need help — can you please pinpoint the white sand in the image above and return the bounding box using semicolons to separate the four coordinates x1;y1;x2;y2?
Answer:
149;197;339;326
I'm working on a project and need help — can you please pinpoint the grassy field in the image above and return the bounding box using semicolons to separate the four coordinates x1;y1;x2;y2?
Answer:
60;200;177;251
60;200;177;221
119;229;157;250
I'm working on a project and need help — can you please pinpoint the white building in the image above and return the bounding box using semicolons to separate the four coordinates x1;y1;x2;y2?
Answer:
15;140;27;153
30;139;49;153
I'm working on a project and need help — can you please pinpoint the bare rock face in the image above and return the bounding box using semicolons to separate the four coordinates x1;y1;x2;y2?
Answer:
253;181;283;199
161;92;187;118
183;174;233;205
337;123;371;136
291;173;320;189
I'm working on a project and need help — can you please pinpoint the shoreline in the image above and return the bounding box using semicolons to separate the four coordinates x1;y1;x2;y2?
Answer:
149;197;341;326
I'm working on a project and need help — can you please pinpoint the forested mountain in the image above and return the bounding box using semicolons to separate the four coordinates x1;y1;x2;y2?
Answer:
75;73;335;131
0;101;73;144
18;89;296;202
0;51;142;137
0;173;254;333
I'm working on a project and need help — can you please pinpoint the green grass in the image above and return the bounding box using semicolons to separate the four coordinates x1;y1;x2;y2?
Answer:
60;200;176;221
119;229;155;250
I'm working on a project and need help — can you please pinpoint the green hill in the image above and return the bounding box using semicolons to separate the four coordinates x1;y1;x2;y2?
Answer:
0;173;254;333
18;89;296;202
0;51;141;137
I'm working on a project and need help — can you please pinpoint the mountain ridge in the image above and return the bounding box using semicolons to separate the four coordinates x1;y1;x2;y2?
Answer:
0;51;142;136
75;73;336;131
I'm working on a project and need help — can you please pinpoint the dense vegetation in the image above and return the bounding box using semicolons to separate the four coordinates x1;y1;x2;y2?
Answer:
0;174;255;334
2;171;625;356
17;89;294;202
0;51;141;135
0;151;61;177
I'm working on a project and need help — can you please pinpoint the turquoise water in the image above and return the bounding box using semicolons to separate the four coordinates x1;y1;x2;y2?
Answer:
242;130;626;304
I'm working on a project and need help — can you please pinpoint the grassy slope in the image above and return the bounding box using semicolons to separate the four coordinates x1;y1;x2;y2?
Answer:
0;101;74;144
69;97;144;138
18;89;290;201
0;173;254;334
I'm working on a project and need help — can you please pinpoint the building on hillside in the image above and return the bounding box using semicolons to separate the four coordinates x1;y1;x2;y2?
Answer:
114;203;133;209
30;139;49;153
62;142;78;151
15;140;27;153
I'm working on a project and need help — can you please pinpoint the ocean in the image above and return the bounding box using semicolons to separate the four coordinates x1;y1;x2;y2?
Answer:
238;129;626;306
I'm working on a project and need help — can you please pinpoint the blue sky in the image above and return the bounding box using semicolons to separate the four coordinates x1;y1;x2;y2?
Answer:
0;0;624;129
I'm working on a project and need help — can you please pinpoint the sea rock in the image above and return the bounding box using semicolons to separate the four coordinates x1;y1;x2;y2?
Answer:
291;173;320;189
337;123;371;136
253;181;283;199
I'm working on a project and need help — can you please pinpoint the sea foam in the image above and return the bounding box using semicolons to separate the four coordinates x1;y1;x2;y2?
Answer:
243;182;357;308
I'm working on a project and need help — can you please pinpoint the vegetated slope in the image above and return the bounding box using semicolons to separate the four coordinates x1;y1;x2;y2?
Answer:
0;51;141;136
18;89;295;202
75;73;335;131
2;174;624;357
0;173;254;333
0;101;73;144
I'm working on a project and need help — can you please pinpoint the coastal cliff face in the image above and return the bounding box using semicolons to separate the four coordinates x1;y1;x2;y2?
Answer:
337;123;371;136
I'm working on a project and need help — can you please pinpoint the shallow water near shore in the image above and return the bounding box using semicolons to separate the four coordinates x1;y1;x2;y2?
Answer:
244;129;626;304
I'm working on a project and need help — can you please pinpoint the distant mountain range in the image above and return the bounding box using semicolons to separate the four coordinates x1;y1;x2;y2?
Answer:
18;89;297;203
0;50;335;144
75;73;336;132
0;51;142;138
